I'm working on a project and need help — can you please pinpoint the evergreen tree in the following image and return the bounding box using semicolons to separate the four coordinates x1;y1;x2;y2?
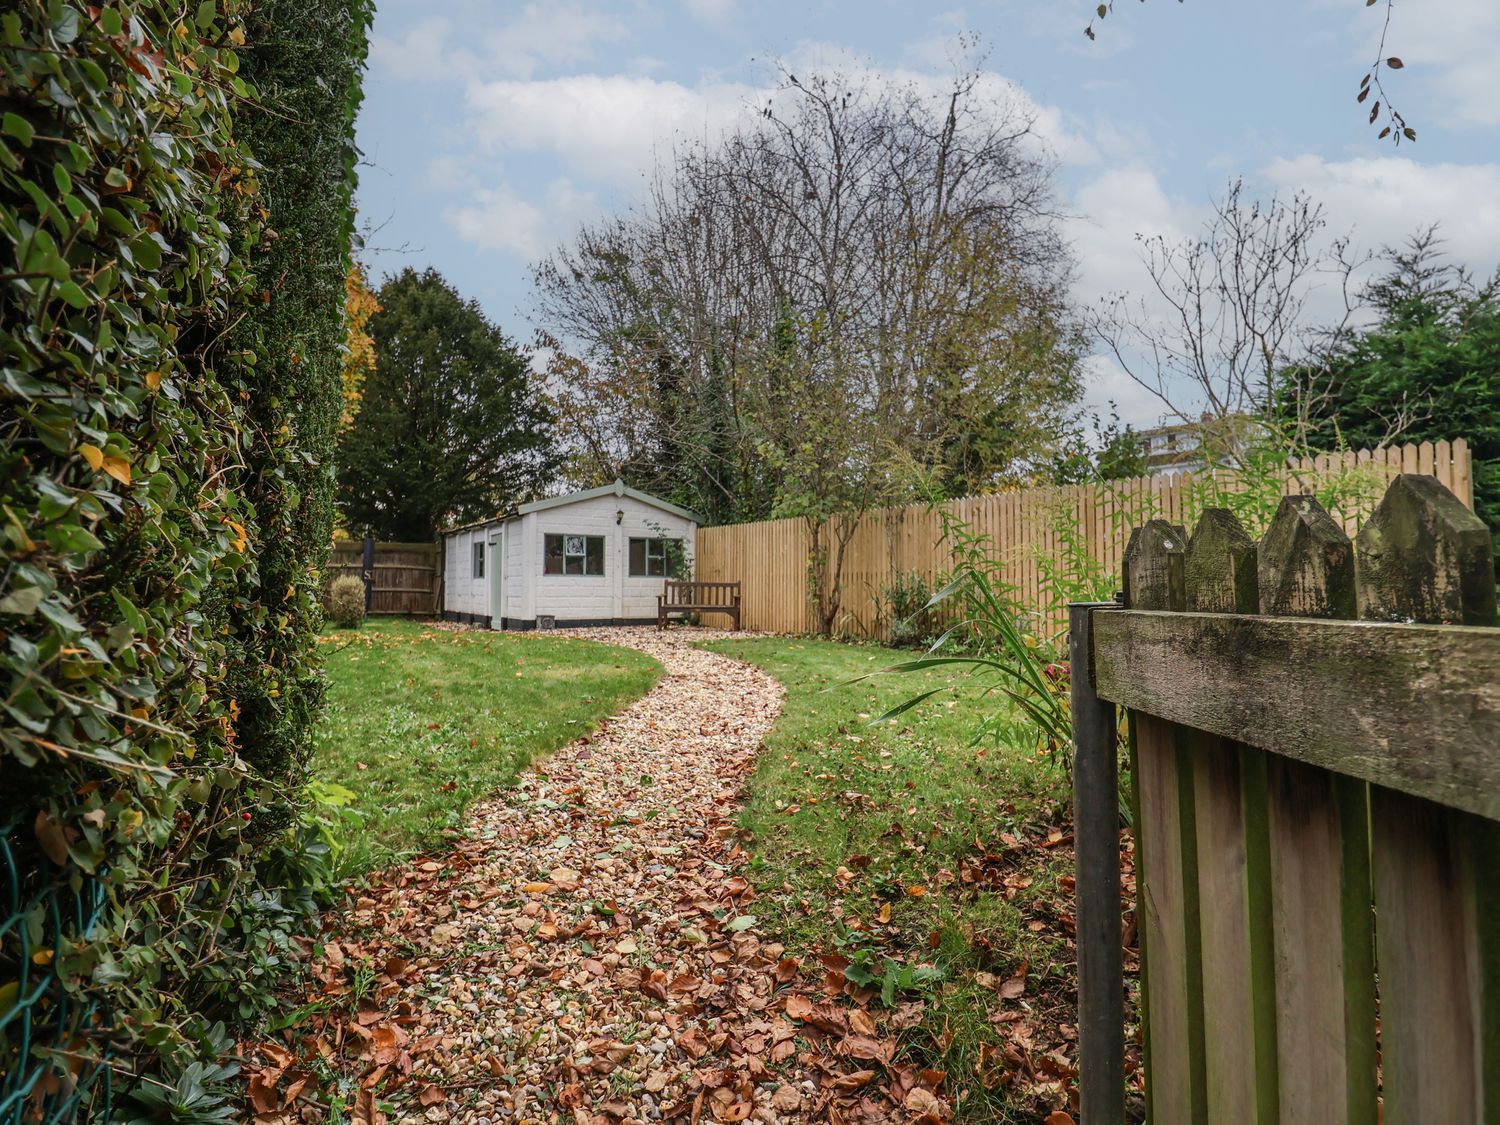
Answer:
337;269;558;539
1284;231;1500;566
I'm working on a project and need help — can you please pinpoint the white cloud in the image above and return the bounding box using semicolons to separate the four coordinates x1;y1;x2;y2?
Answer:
464;73;762;182
683;0;733;25
368;4;632;85
1263;154;1500;274
368;17;451;83
481;3;633;80
444;179;599;262
1067;164;1198;303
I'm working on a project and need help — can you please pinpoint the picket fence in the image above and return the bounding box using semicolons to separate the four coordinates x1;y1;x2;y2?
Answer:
1071;472;1499;1123
693;439;1474;639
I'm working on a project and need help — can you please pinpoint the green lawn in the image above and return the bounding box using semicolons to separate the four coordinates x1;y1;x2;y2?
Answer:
700;636;1082;1122
313;620;660;873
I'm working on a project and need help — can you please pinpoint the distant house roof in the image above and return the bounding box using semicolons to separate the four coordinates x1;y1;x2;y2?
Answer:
439;481;701;537
517;480;702;524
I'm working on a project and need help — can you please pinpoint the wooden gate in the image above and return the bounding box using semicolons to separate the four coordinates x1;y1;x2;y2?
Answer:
1069;473;1500;1123
327;538;439;616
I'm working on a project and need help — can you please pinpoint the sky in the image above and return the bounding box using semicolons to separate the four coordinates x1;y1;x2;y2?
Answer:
354;0;1500;429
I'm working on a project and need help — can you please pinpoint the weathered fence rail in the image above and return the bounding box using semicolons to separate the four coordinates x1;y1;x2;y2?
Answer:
327;538;439;616
1071;472;1499;1123
696;439;1474;640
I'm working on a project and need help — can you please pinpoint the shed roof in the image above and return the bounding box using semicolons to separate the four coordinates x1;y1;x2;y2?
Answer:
516;480;702;524
438;481;700;538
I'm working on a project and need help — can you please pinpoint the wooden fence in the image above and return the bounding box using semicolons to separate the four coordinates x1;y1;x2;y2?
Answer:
327;538;439;616
694;439;1474;640
1069;473;1499;1123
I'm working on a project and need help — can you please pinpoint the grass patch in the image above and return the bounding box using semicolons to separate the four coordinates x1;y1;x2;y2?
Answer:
700;635;1084;1122
314;620;660;874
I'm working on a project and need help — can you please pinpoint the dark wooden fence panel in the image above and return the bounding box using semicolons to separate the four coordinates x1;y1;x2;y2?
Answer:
1073;474;1500;1123
328;538;438;616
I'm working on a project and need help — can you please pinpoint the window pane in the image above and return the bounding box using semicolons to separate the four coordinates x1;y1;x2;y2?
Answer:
473;541;484;578
629;538;647;576
565;553;583;576
543;534;563;575
586;536;605;575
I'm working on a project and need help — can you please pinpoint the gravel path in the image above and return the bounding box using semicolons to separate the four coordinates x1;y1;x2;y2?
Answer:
256;627;953;1125
385;627;785;1124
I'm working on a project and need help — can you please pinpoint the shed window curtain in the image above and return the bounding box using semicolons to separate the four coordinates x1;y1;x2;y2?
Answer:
628;537;681;578
543;533;605;576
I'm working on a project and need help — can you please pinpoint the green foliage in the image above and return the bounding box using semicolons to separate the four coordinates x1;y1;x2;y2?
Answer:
877;510;1074;771
337;268;560;540
1283;231;1500;566
118;1028;241;1125
1048;408;1149;485
881;571;939;650
0;0;368;1112
702;635;1076;1121
326;576;367;628
227;0;372;798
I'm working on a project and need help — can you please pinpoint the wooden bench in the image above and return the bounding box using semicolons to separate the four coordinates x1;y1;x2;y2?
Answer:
657;580;741;630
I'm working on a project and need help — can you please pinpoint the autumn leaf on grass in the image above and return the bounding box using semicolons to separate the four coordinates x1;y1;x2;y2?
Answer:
999;961;1029;1000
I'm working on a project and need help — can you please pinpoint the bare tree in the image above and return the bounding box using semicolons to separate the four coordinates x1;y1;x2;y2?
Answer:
534;58;1085;633
1091;179;1364;441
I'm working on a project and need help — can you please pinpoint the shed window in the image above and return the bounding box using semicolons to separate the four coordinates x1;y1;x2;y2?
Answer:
628;537;681;578
472;540;485;578
543;533;604;576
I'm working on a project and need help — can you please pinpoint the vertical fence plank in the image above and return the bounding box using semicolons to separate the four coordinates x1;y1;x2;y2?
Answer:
1123;522;1205;1123
1182;509;1278;1122
1071;602;1125;1125
1257;495;1376;1125
1357;474;1500;1124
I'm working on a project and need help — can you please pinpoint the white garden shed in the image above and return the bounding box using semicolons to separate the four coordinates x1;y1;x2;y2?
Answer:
439;481;699;630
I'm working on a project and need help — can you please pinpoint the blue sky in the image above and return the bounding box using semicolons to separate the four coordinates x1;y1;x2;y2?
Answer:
355;0;1500;427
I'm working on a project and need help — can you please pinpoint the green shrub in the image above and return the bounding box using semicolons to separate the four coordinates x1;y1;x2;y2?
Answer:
882;570;938;649
327;576;367;628
0;0;368;1113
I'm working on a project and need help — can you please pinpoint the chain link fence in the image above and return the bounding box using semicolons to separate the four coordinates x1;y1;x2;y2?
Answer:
1;820;111;1124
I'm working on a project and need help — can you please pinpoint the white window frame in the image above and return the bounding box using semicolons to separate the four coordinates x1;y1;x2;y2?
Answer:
628;536;679;578
543;533;605;577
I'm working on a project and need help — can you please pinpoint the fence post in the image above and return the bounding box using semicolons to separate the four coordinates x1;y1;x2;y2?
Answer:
361;533;374;614
1070;600;1124;1124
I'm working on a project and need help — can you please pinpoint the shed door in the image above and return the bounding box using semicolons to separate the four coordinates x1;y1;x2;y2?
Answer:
487;530;503;628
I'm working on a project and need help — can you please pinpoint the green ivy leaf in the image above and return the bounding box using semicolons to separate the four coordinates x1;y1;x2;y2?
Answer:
0;586;45;616
2;111;34;147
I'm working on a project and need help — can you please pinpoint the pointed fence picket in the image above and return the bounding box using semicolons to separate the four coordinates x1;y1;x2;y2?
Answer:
1071;472;1500;1124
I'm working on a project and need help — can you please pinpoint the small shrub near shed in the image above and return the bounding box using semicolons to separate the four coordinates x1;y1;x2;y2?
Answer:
327;575;368;627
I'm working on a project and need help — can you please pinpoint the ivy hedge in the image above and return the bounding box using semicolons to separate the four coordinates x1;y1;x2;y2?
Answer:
0;0;367;1115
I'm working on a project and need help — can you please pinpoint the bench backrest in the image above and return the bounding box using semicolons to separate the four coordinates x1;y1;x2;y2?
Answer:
662;580;740;607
